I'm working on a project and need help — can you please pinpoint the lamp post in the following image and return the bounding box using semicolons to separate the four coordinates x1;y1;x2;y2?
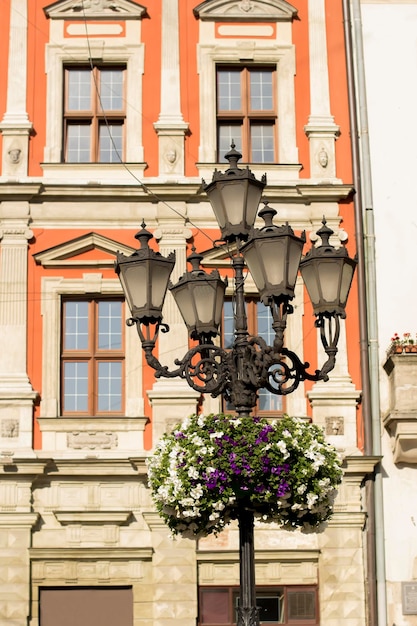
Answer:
115;146;356;626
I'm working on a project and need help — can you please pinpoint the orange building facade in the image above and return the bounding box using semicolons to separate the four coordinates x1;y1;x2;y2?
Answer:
0;2;374;626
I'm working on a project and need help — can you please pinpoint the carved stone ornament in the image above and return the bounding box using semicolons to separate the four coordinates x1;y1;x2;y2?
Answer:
193;0;298;21
8;147;22;164
67;431;117;449
44;0;147;20
1;419;19;438
318;148;328;169
325;416;344;436
165;149;177;165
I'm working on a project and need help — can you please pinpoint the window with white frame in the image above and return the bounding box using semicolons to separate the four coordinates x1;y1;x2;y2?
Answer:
64;65;126;163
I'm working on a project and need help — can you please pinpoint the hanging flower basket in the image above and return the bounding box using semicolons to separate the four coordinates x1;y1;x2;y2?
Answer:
147;413;343;539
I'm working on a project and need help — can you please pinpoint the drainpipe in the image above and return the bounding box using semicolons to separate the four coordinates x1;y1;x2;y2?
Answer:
342;1;387;625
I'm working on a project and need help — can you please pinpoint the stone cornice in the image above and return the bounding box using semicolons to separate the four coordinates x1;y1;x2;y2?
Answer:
33;232;135;268
44;0;147;20
30;547;153;560
34;457;149;477
342;455;380;476
193;0;298;21
197;549;319;562
0;180;354;204
54;511;133;525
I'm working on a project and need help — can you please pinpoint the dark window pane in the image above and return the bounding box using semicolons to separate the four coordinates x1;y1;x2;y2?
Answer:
287;591;316;621
200;589;230;624
234;591;284;624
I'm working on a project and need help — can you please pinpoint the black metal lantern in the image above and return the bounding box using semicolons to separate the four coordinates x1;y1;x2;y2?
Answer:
203;145;266;242
300;219;357;318
169;248;228;341
115;223;175;324
241;203;306;306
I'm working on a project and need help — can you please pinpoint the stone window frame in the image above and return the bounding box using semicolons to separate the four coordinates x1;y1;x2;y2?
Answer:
196;41;299;181
43;40;145;176
40;274;143;419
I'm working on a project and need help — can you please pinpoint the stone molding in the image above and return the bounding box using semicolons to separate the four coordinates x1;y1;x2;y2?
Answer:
197;41;298;170
33;232;134;268
43;41;144;169
193;0;298;21
44;0;147;19
54;511;132;525
38;274;144;435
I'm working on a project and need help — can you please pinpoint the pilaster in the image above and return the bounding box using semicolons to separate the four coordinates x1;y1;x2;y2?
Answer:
0;0;32;178
304;0;340;181
143;512;197;626
148;219;199;442
153;0;189;179
308;319;361;455
0;203;37;457
0;459;45;626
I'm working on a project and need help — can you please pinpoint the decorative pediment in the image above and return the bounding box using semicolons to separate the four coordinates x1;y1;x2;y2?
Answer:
33;232;135;268
44;0;147;20
193;0;298;21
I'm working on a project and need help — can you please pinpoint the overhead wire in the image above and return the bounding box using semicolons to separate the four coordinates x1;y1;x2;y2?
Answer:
79;0;216;247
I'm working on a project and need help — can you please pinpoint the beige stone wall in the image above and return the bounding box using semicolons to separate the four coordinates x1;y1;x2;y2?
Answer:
0;455;373;626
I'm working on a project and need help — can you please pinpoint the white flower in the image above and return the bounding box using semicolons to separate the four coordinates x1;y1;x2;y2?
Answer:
306;493;319;508
276;440;289;459
190;485;203;500
297;484;307;495
188;466;199;480
210;431;224;440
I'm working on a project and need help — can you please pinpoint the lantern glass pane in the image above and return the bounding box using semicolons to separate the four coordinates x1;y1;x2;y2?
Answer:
246;183;263;226
207;186;226;229
259;239;286;288
218;180;247;226
150;262;172;309
243;243;267;292
122;263;148;310
194;283;217;324
287;239;303;289
317;260;341;303
172;284;196;327
340;262;355;305
214;282;226;327
301;263;320;306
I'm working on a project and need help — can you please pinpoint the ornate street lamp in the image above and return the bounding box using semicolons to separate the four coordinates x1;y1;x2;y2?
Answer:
115;147;356;626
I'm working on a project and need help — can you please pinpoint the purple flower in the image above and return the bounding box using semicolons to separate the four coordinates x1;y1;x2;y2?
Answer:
175;431;186;439
277;482;289;497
